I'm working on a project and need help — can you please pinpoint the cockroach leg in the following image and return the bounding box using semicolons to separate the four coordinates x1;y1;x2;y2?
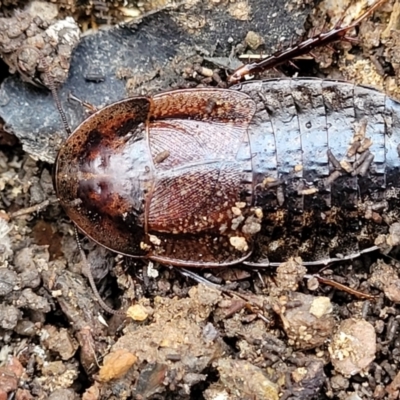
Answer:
74;228;126;316
179;268;222;290
179;268;270;322
68;92;99;114
243;245;381;268
227;0;388;84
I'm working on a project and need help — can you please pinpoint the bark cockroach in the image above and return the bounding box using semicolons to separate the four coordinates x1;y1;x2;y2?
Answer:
54;0;398;270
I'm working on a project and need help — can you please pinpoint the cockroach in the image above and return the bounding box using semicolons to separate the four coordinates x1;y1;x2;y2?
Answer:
49;0;399;310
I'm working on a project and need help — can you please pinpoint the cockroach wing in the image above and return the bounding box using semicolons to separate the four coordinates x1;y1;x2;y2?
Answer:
144;89;258;267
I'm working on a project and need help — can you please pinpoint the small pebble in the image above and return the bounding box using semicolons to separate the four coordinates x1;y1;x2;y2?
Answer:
214;358;279;400
99;349;137;382
0;304;21;330
0;269;18;296
127;304;149;321
16;288;51;313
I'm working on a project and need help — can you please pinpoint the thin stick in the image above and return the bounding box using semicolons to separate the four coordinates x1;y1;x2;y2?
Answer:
309;274;378;300
10;198;59;218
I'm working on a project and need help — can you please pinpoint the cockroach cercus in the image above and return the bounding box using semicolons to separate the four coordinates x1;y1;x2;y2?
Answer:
47;0;399;311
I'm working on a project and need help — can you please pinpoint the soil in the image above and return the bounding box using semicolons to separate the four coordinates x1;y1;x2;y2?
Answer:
1;1;400;399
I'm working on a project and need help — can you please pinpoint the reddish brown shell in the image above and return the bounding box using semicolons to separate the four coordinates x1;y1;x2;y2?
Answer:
54;88;258;267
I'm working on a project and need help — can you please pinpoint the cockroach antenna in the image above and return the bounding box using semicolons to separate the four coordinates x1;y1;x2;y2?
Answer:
41;65;72;138
16;46;72;138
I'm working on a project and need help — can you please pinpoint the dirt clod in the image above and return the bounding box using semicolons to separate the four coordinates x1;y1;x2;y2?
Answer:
0;1;80;87
369;260;400;303
208;358;279;400
275;257;307;292
109;285;226;396
41;325;78;360
274;292;335;350
0;304;21;329
329;318;376;375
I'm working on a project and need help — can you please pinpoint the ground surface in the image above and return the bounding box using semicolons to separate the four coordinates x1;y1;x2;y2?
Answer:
1;0;400;399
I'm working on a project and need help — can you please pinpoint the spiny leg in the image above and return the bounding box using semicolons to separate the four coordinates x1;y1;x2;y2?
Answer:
227;0;388;84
